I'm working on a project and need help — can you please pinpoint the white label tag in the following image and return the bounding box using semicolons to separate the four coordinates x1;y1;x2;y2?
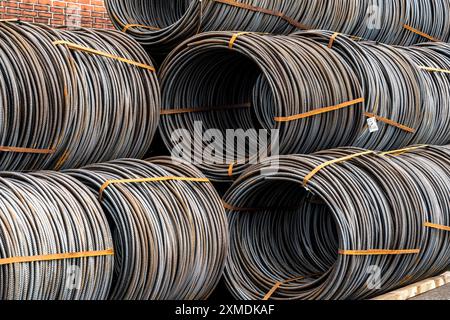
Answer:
367;117;379;133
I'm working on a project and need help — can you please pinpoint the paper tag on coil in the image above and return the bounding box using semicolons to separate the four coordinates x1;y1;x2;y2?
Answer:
367;117;379;133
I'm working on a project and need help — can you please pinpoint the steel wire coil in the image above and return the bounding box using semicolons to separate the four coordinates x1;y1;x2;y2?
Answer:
297;31;450;147
104;0;302;56
67;157;228;300
294;30;424;150
0;171;114;300
105;0;450;55
159;31;450;182
397;45;450;145
383;147;450;282
223;146;450;300
159;32;364;182
0;21;159;171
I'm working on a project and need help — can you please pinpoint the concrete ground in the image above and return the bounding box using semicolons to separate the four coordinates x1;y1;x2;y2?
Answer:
410;284;450;300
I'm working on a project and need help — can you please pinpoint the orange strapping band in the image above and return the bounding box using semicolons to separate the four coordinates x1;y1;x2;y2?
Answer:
53;40;155;71
263;276;306;301
122;24;160;33
380;145;428;157
229;31;253;48
303;150;374;187
0;146;55;154
213;0;309;30
275;98;364;123
424;222;450;232
403;24;440;42
328;32;340;48
161;102;251;115
228;162;236;177
328;33;361;49
418;66;450;75
339;249;420;256
99;176;210;201
364;113;416;133
0;248;114;266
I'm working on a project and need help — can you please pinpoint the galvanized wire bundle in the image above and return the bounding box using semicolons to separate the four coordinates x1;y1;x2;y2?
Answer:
223;146;450;300
0;21;159;171
0;172;113;300
105;0;450;55
159;32;364;182
67;158;228;300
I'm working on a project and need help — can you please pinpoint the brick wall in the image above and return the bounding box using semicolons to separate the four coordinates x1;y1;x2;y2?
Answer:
0;0;113;29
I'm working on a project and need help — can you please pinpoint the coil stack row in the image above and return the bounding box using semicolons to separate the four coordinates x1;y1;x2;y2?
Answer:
1;0;450;300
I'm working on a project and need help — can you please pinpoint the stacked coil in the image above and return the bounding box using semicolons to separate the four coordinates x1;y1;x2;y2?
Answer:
0;172;113;300
295;30;424;150
105;0;450;55
159;31;450;182
159;32;364;182
68;158;229;300
0;21;159;171
104;0;302;56
223;146;450;300
399;42;450;145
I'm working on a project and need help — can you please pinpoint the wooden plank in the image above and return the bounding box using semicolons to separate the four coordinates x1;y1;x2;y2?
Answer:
373;272;450;300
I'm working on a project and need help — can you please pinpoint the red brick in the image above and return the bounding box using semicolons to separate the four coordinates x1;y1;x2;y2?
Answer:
0;0;112;29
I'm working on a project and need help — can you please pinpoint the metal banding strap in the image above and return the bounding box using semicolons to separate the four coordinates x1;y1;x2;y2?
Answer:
53;40;156;71
275;98;365;123
0;249;114;266
99;176;210;200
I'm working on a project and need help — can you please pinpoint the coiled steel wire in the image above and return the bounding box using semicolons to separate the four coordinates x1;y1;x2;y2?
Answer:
159;31;450;182
294;30;424;150
385;146;450;283
0;21;159;171
67;157;228;300
105;0;450;55
223;146;450;300
104;0;302;56
397;44;450;145
159;32;364;182
300;32;450;147
0;172;113;300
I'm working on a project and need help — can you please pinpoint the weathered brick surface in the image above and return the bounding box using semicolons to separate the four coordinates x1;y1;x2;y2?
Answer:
0;0;113;29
